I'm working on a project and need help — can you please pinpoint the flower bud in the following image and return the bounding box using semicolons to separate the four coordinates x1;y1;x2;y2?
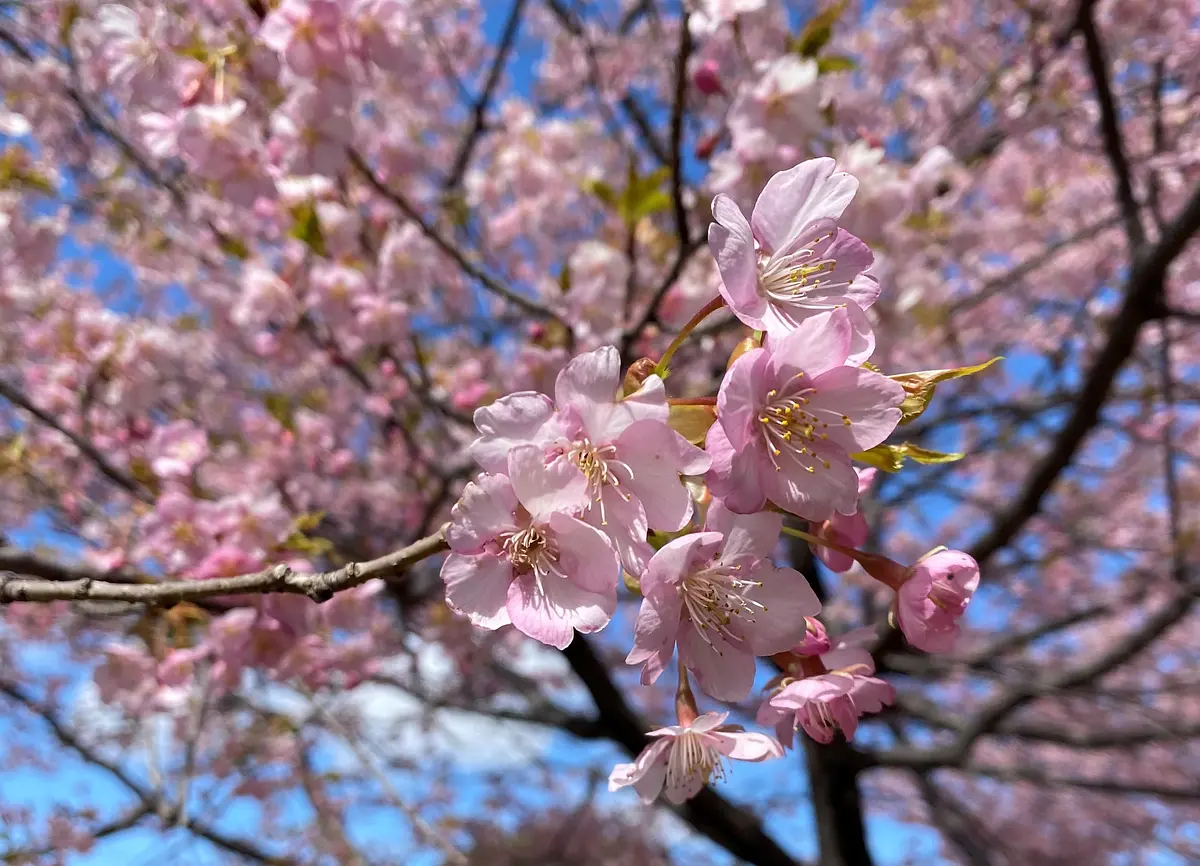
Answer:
727;334;761;367
622;357;658;396
692;59;724;96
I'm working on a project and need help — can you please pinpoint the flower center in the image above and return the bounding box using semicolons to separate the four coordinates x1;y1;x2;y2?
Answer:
666;732;726;791
757;239;840;305
500;526;566;588
758;375;851;474
564;439;635;524
679;562;765;647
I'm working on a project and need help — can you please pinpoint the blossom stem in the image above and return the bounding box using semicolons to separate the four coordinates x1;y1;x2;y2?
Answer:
780;525;909;590
675;657;700;726
667;397;718;407
655;295;726;377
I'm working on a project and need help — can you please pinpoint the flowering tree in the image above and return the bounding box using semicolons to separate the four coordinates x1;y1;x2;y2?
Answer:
0;1;1197;864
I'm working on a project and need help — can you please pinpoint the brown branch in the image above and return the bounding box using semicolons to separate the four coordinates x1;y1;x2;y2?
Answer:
560;637;804;866
961;762;1200;803
0;678;288;863
1078;2;1144;249
0;526;449;606
444;0;528;190
968;182;1200;568
0;379;150;502
348;149;564;324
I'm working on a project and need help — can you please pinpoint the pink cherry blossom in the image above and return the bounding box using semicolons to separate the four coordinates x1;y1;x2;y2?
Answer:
626;500;819;701
145;419;209;480
258;0;347;79
441;446;619;649
608;711;782;804
470;346;711;574
706;308;903;520
757;647;894;747
895;549;980;653
811;467;876;572
709;157;880;360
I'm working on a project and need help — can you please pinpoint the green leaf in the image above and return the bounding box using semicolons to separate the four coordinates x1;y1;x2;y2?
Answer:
890;357;1003;424
790;0;848;57
582;179;620;210
219;234;250;260
263;393;295;431
288;201;326;256
816;54;857;74
583;168;672;227
852;442;965;473
668;403;718;446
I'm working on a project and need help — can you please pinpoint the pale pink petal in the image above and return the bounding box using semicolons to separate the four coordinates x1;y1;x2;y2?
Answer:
767;307;852;382
507;446;589;520
441;553;513;630
708;731;784;761
762;446;860;521
617;420;710;531
805;366;904;452
709;195;767;326
842;299;878;366
470;392;557;473
708;502;782;564
549;512;620;595
751;158;858;253
555;346;668;443
742;565;821;655
663;759;708;804
687;711;730;734
822;646;876;674
705;424;767;514
626;592;682;686
586;487;654;575
845;272;881;311
505;572;614;649
640;532;724;597
445;474;519;553
678;626;757;702
715;347;770;451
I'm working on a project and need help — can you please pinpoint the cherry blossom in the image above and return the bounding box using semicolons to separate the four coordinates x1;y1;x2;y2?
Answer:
626;500;819;701
608;711;783;804
470;346;710;574
441;447;619;649
895;549;981;653
709;158;880;359
706;308;903;519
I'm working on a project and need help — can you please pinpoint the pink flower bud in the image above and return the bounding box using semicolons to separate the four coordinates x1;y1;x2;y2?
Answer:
693;60;724;96
792;617;832;656
895;549;979;653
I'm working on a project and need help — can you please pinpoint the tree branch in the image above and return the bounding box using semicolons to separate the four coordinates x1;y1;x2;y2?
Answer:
0;527;449;606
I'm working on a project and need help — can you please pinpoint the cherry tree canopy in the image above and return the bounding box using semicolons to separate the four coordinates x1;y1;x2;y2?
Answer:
0;1;1197;864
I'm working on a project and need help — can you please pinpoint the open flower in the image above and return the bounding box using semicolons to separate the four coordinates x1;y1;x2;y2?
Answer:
757;647;894;747
470;346;711;574
626;501;820;701
895;549;979;653
709;157;879;361
441;446;619;649
608;711;782;804
706;308;903;520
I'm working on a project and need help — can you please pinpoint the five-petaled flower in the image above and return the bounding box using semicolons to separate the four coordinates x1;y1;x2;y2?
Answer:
626;500;820;700
706;308;903;520
608;711;783;804
440;446;620;649
709;157;880;363
470;345;711;574
757;647;894;746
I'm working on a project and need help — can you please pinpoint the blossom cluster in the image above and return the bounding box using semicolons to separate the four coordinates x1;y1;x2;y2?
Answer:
441;158;982;805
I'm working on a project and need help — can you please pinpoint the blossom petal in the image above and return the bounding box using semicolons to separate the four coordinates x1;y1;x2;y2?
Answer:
805;366;904;452
641;532;724;597
550;512;620;595
555;346;667;442
507;446;589;520
716;347;769;452
707;501;782;564
587;487;654;575
626;593;683;686
708;731;784;761
617;420;711;531
470;392;557;473
742;565;821;655
705;423;768;515
768;307;852;382
678;627;756;702
762;447;860;521
441;553;513;629
445;474;518;553
506;572;614;649
752;158;858;254
709;195;767;326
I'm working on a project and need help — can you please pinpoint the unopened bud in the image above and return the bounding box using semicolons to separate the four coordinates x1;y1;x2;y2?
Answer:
692;59;724;96
728;334;761;367
622;357;658;396
792;617;832;656
695;131;722;161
